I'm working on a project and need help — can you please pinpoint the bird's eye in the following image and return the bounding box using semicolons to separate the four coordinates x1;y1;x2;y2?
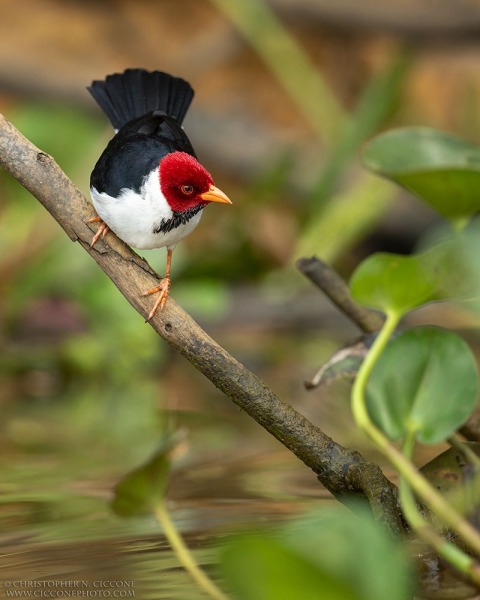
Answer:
181;185;194;195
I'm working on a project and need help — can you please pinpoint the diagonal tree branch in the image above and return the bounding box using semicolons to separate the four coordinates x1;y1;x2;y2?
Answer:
0;113;404;534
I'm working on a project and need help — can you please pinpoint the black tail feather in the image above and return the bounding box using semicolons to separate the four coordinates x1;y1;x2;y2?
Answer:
87;68;194;130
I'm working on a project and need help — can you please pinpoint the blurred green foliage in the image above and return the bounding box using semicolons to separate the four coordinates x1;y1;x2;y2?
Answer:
0;102;169;535
220;506;413;600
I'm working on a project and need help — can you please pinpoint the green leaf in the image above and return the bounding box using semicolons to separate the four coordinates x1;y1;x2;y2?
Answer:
349;230;480;318
111;434;182;517
222;535;360;600
284;507;413;600
349;251;440;316
220;506;413;600
403;224;480;306
366;327;478;444
362;127;480;219
424;221;480;307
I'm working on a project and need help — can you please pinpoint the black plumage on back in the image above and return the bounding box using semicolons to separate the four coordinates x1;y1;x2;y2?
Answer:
89;69;197;197
90;114;197;196
88;68;194;130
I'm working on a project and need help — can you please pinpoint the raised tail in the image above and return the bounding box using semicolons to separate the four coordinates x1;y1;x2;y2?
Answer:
87;68;194;130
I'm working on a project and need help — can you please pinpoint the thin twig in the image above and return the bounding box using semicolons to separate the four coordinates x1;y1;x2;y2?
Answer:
296;256;385;333
0;112;403;534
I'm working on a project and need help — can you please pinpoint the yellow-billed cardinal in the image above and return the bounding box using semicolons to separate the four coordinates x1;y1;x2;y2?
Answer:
87;68;232;320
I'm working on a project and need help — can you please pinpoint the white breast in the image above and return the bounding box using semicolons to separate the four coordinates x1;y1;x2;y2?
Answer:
90;169;203;250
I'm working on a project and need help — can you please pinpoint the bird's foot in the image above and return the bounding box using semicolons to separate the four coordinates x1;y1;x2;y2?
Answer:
86;215;110;248
142;276;171;321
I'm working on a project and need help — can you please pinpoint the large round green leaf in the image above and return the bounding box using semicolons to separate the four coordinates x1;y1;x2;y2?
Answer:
362;127;480;218
283;508;413;600
220;507;413;600
349;251;441;316
221;535;360;600
366;327;478;444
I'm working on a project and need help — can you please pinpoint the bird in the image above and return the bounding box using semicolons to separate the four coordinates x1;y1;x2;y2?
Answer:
86;68;232;320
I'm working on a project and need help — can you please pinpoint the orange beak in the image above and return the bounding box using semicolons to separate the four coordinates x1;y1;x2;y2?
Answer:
200;184;232;204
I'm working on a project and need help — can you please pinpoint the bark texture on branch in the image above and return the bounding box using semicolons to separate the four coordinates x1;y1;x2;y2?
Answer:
0;113;403;534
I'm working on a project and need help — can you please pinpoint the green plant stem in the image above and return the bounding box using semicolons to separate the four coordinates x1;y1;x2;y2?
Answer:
400;434;480;585
352;311;480;558
209;0;345;142
154;502;229;600
383;437;480;557
308;54;409;206
352;311;399;431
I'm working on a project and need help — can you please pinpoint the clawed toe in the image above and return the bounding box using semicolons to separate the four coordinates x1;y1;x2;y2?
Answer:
86;216;110;248
143;277;171;321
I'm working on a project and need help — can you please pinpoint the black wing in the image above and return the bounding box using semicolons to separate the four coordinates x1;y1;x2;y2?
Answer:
90;112;196;197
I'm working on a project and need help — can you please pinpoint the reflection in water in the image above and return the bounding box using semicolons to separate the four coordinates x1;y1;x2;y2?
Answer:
0;425;332;600
1;532;203;599
2;316;478;599
0;496;319;600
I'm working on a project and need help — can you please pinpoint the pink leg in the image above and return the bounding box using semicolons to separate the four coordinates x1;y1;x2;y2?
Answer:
142;248;173;321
